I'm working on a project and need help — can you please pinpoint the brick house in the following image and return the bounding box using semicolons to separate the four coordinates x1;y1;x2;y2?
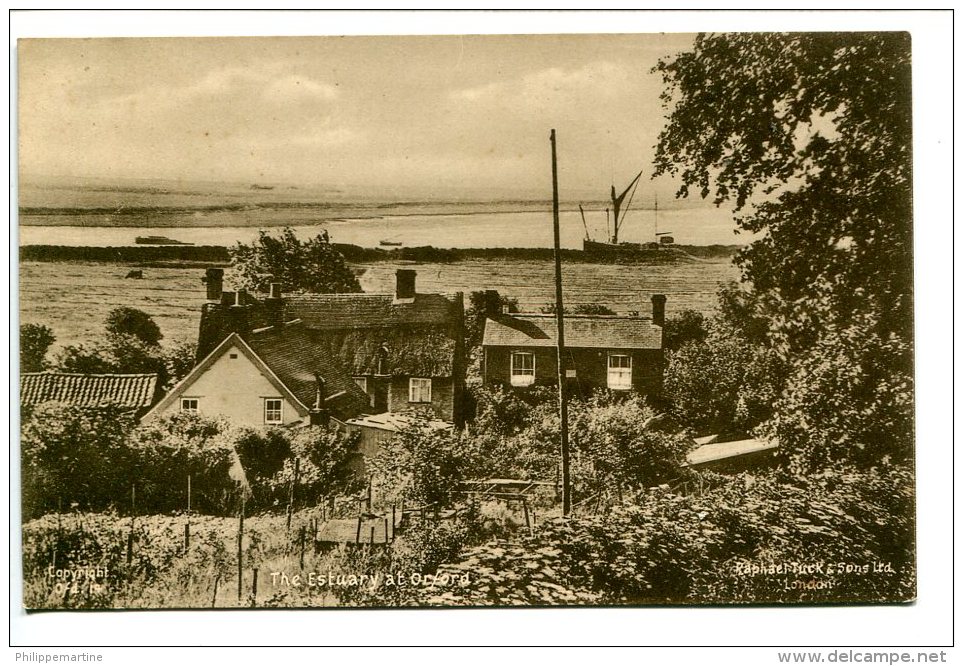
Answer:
481;294;666;397
194;268;466;425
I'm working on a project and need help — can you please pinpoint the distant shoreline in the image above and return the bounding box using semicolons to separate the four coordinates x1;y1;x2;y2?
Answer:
20;243;740;266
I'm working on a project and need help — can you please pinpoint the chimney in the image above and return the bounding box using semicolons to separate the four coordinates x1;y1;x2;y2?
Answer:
265;282;284;328
203;268;224;301
651;294;667;327
226;289;250;335
394;269;416;303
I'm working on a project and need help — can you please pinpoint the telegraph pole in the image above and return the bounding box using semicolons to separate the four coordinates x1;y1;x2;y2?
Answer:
550;129;572;517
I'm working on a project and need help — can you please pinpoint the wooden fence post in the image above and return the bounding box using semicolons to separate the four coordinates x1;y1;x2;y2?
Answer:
355;516;362;543
522;499;531;530
237;499;245;602
185;474;191;552
251;567;258;607
299;526;306;569
211;575;220;608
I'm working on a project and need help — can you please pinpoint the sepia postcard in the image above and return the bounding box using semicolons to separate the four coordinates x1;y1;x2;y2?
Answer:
16;27;919;617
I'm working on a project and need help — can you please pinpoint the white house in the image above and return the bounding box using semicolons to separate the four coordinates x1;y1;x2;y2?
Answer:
143;324;369;427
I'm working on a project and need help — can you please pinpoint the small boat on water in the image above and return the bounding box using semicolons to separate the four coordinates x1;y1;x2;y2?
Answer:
135;235;194;246
379;240;403;247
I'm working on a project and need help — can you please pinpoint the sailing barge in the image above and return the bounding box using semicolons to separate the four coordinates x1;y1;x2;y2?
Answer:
581;170;673;255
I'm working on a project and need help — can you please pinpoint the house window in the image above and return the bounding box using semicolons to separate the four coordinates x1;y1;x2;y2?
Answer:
180;398;199;413
264;398;283;424
409;378;432;403
354;377;368;393
607;354;633;390
510;351;536;387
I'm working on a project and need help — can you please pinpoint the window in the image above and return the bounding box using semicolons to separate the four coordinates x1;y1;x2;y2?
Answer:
353;377;368;393
180;398;199;413
607;354;633;390
264;398;283;424
510;351;536;387
409;378;432;403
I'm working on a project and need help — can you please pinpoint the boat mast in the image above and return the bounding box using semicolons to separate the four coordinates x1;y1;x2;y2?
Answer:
550;129;571;518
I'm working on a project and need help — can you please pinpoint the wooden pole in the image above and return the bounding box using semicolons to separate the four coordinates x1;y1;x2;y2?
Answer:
523;499;531;530
384;517;389;544
355;516;362;543
251;568;258;607
369;525;375;546
211;575;220;608
185;474;191;552
299;526;306;569
550;128;572;518
237;499;245;602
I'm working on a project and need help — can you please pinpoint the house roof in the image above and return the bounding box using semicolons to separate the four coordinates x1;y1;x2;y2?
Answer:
285;293;458;330
144;330;367;422
20;372;158;409
343;411;454;433
245;322;370;414
685;437;778;467
482;314;663;350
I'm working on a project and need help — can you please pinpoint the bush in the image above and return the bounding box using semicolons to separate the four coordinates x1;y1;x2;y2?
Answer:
21;403;137;519
20;323;56;372
765;314;914;473
105;307;162;346
254;426;363;510
369;417;470;509
411;463;915;606
664;322;785;434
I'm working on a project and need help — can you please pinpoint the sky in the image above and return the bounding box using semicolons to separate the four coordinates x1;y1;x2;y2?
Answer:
18;34;697;199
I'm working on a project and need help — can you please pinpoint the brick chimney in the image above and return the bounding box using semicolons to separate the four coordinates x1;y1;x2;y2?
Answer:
394;269;416;303
265;281;284;328
651;294;667;327
203;268;224;301
226;289;250;335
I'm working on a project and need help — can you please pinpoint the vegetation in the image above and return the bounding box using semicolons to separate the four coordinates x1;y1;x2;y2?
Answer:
105;306;163;346
654;32;913;471
229;227;361;294
20;323;55;372
19;33;915;609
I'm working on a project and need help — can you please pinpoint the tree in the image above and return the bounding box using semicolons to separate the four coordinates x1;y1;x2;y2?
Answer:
56;334;168;381
161;341;197;389
654;33;913;466
105;307;162;346
230;227;361;294
20;324;55;372
664;321;786;435
654;33;912;354
465;289;518;351
662;309;707;352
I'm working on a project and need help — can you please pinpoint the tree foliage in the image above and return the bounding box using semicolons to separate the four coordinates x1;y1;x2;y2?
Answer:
20;323;56;372
664;321;786;434
230;227;361;294
654;33;913;466
655;32;911;351
105;307;163;346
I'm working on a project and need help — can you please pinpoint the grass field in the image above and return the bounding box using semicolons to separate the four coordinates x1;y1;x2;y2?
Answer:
19;257;739;352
